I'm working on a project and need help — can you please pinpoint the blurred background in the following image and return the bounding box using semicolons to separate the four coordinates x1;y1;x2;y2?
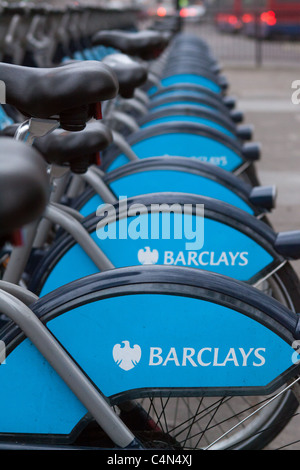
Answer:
145;0;300;67
3;0;300;66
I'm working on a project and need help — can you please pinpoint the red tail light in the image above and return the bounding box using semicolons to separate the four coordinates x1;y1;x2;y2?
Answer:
228;15;238;25
242;13;254;24
157;6;167;17
261;10;277;26
180;8;188;18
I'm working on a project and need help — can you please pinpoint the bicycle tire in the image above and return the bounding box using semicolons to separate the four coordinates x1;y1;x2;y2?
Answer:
1;266;300;449
76;265;300;450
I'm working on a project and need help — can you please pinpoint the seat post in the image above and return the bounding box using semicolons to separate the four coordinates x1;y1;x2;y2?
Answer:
14;117;59;145
3;118;59;284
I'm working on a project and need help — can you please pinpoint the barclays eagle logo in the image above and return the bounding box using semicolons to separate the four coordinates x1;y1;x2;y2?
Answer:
113;340;142;371
138;247;159;265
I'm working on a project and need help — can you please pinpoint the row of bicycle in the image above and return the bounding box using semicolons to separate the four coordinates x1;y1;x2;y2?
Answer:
0;15;300;450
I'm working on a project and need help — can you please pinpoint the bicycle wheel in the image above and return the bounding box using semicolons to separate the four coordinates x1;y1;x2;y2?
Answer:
71;390;297;450
114;264;300;450
76;267;300;450
115;390;298;450
3;266;299;450
112;266;300;451
27;194;298;301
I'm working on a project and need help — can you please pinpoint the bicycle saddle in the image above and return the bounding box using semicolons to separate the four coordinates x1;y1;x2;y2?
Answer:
0;61;119;131
0;137;49;241
92;30;170;60
33;121;113;174
102;54;148;98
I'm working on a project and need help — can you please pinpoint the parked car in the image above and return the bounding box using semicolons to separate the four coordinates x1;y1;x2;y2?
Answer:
180;4;206;22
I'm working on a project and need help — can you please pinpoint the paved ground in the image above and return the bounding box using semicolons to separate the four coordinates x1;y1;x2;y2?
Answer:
183;22;300;249
186;21;300;67
226;66;300;450
183;22;300;450
225;67;300;271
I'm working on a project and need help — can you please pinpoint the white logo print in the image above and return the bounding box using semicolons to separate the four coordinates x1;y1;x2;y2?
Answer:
113;340;142;371
138;247;159;265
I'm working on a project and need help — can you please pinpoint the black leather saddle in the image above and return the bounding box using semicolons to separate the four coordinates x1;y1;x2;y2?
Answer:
33;121;113;173
102;54;148;98
92;30;170;60
0;61;119;131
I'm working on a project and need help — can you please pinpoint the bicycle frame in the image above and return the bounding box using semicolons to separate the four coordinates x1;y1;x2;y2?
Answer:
3;118;115;285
